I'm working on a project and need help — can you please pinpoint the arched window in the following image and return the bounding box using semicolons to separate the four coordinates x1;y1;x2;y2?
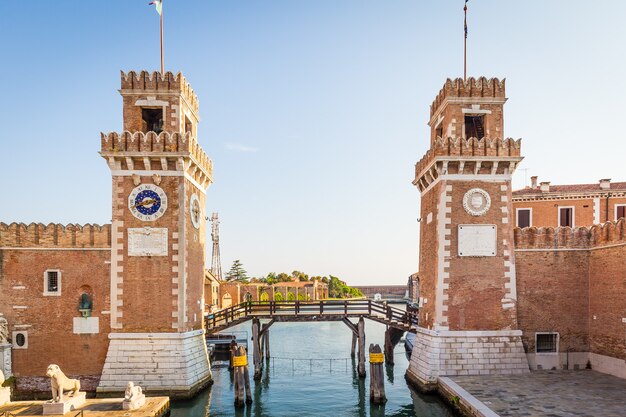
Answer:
274;292;284;301
260;292;269;302
287;292;295;301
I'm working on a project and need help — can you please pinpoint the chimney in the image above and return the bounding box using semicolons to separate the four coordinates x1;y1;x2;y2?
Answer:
530;176;538;189
599;178;611;190
540;181;550;192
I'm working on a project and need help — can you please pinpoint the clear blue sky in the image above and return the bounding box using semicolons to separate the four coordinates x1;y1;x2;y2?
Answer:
1;1;625;285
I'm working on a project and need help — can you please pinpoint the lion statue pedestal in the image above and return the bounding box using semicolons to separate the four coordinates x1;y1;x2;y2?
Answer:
42;364;86;415
0;369;10;406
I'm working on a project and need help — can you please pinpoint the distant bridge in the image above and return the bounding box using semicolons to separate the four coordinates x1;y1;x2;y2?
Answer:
353;285;408;302
204;300;418;379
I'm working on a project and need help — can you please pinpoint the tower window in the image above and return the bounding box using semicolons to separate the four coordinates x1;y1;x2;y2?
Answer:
44;269;61;296
435;125;443;139
142;108;164;134
516;208;532;228
464;115;484;139
616;204;626;221
185;116;193;135
558;207;574;227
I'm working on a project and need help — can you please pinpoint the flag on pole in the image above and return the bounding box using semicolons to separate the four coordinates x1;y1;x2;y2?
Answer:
464;0;468;38
149;0;162;16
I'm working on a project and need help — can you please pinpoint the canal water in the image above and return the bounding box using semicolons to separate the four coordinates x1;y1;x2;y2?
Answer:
172;317;455;417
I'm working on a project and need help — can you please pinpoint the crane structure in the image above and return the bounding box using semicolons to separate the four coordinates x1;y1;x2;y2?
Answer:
210;212;223;281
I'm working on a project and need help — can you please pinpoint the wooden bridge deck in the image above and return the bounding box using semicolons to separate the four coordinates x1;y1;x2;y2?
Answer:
204;300;418;334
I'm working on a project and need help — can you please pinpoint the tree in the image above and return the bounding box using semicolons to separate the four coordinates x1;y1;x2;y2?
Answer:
225;260;249;282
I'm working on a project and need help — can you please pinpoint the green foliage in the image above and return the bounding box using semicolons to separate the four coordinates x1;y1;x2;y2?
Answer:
255;270;362;299
2;375;16;387
225;260;249;283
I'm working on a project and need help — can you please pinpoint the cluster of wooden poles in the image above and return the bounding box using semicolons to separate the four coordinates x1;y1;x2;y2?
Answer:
229;316;402;407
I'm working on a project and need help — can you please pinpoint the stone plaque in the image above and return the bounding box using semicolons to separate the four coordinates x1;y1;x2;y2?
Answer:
73;317;99;334
128;227;168;256
458;224;496;257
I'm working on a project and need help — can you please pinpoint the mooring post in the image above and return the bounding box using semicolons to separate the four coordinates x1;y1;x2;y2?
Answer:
369;343;386;404
252;318;262;380
233;345;252;407
351;332;357;357
357;316;366;378
384;327;394;365
229;340;237;370
265;326;270;359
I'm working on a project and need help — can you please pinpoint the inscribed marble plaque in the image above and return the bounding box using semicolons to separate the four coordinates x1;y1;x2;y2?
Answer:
128;228;168;256
458;224;496;257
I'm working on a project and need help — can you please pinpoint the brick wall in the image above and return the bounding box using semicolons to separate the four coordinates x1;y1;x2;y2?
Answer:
0;224;111;381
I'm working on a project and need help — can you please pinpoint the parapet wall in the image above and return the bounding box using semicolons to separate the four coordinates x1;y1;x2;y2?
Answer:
514;219;626;250
414;137;521;179
100;131;213;175
0;222;111;248
430;77;505;117
120;70;199;115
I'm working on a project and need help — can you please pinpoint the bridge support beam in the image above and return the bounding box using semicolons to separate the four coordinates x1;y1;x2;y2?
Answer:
252;318;262;380
384;327;405;365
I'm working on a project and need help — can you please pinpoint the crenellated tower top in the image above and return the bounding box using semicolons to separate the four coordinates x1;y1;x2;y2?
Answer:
120;70;200;137
428;77;507;148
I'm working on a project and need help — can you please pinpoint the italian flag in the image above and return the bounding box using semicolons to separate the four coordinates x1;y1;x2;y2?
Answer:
149;0;162;16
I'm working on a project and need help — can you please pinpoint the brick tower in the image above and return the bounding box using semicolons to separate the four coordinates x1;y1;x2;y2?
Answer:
406;77;529;390
97;71;213;397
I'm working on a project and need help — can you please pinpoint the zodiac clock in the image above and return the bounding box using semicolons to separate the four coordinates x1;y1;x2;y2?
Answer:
128;184;168;221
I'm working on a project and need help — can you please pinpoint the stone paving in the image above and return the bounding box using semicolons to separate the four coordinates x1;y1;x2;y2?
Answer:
451;370;626;417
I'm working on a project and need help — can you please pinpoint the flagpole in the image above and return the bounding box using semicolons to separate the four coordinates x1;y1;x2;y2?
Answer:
463;1;467;81
160;2;164;74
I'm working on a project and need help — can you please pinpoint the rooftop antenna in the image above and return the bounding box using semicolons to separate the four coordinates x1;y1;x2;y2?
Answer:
464;0;468;81
210;213;223;281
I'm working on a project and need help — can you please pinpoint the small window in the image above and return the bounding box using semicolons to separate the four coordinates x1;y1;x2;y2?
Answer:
435;125;443;139
141;108;163;134
184;115;193;135
517;209;532;228
559;207;574;227
12;331;28;349
536;332;558;353
44;270;61;296
616;205;626;221
465;115;484;139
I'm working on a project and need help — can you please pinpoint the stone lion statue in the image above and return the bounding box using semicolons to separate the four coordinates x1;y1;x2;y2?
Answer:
124;381;143;402
46;364;80;403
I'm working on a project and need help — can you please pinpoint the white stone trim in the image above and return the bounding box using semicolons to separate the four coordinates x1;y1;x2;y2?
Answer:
108;329;204;339
435;184;452;329
515;207;532;228
420;175;510;196
615;204;626;221
438;377;499;417
43;269;62;296
593;197;601;224
12;331;28;349
110;219;124;329
111;170;207;195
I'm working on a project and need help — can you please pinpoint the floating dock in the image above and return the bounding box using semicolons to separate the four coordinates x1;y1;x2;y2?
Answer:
0;396;169;416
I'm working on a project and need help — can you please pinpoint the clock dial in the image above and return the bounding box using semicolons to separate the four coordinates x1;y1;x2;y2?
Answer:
190;194;201;229
128;184;168;221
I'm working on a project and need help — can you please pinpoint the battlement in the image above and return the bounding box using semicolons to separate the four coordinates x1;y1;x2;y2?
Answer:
414;137;521;181
514;219;626;250
430;77;505;117
120;70;199;114
0;222;111;248
100;131;213;186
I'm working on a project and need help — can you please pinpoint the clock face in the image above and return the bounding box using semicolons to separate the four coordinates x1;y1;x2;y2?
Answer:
190;194;201;229
128;184;168;221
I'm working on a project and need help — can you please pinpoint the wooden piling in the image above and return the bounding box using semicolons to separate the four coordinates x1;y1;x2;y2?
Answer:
229;340;237;370
369;343;386;404
384;328;393;365
357;316;366;378
351;332;357;357
233;345;252;407
252;318;262;380
264;326;270;359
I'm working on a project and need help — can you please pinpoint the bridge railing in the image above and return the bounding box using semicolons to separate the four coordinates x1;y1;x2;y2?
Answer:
204;300;418;332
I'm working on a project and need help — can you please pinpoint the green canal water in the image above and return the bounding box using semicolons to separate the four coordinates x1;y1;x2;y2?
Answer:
172;318;455;417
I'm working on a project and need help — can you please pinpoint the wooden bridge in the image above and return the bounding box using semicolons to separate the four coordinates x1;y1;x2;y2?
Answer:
204;300;418;380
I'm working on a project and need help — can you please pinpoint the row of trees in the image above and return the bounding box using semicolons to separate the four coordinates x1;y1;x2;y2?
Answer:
224;260;363;299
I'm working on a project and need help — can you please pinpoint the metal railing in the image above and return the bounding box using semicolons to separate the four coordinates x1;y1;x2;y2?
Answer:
205;300;418;332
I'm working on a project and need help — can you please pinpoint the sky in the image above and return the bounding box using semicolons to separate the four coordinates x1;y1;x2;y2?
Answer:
1;1;626;285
